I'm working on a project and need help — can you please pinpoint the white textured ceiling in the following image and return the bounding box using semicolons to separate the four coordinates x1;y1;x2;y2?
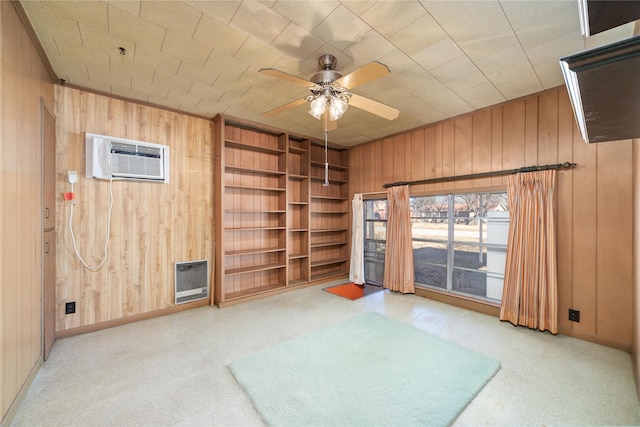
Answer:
19;0;636;146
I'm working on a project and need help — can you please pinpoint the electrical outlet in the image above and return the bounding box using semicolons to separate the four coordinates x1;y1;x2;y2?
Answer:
65;301;76;314
67;170;77;184
568;308;580;322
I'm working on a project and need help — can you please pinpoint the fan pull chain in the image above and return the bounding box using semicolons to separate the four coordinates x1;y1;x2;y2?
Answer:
323;129;329;187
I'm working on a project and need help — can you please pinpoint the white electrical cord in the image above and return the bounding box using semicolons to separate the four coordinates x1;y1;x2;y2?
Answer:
68;179;114;271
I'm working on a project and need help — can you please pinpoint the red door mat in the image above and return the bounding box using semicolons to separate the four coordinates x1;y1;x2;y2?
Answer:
323;283;365;300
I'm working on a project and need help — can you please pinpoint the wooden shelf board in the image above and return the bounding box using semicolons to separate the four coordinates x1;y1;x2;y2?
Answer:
226;185;285;192
288;279;309;286
288;146;308;154
310;195;348;201
311;211;348;214
226;226;286;231
226;247;285;256
226;210;286;214
311;258;349;268
310;176;348;184
226;139;285;155
226;262;286;276
311;271;349;282
224;283;286;300
310;161;348;170
289;253;309;259
310;228;348;233
311;241;348;248
288;174;309;180
288;228;308;232
226;165;285;176
288;201;309;205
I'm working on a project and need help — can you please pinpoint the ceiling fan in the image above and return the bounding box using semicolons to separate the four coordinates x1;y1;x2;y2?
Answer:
259;54;400;131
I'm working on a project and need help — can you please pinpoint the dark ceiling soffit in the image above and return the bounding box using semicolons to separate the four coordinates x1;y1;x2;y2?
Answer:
560;35;640;144
580;0;640;36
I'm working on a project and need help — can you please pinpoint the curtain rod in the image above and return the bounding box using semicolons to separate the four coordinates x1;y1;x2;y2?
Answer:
382;162;577;189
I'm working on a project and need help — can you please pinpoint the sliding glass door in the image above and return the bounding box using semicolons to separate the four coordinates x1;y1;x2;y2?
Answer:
361;192;509;303
363;199;386;285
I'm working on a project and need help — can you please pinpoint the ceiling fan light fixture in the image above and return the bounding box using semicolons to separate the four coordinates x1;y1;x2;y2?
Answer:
309;94;327;119
328;96;348;121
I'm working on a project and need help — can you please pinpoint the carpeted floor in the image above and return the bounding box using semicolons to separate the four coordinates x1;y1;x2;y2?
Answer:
229;311;500;426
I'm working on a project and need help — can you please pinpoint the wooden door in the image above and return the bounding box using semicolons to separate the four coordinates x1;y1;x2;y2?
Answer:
43;229;56;360
42;101;56;360
43;103;55;231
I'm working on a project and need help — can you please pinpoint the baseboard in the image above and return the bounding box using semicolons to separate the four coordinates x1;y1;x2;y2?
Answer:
0;357;42;427
414;286;501;317
56;298;210;339
216;275;349;308
557;326;631;353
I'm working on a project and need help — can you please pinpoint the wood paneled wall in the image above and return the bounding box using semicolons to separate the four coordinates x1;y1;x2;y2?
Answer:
54;86;214;332
350;87;633;350
1;1;54;422
633;139;639;394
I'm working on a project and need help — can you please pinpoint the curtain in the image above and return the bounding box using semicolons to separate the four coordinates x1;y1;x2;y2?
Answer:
349;194;365;285
383;185;415;293
500;170;558;333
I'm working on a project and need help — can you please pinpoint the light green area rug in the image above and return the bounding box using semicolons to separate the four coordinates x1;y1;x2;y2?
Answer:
229;312;500;427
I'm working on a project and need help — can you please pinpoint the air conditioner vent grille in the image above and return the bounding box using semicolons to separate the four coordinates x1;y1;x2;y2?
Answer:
110;142;161;158
111;153;163;178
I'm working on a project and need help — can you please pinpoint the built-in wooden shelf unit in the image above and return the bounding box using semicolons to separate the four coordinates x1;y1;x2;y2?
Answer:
214;115;349;307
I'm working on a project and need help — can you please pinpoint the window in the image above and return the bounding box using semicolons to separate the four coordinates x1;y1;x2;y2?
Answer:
412;192;509;302
363;191;509;303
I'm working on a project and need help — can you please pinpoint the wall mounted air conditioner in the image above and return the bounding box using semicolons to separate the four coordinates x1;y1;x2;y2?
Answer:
86;133;170;182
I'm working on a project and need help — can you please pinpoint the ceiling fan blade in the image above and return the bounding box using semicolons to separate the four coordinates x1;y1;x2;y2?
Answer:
322;112;338;131
261;98;307;118
336;61;391;90
348;94;399;120
259;68;313;87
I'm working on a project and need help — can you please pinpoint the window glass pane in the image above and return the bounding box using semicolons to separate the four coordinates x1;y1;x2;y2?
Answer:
413;240;447;289
411;195;449;241
364;199;386;285
366;200;387;220
452;269;486;297
453;243;487;297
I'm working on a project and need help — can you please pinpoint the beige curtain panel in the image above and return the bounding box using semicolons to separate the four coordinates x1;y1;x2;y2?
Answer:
500;170;558;333
383;185;415;294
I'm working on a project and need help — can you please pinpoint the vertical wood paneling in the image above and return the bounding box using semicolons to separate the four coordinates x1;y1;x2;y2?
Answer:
393;134;406;184
502;101;525;169
454;116;473;189
1;1;54;419
538;90;559;165
410;129;425;193
434;123;443;192
424;126;436;189
348;86;633;349
3;4;20;408
525;97;538;164
471;110;491;188
490;107;504;187
596;141;633;343
382;137;394;188
571;123;597;335
442;121;455;191
55;86;214;332
556;91;574;333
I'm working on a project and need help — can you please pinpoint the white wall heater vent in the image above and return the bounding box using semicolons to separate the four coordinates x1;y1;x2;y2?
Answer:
86;132;170;183
175;260;209;304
